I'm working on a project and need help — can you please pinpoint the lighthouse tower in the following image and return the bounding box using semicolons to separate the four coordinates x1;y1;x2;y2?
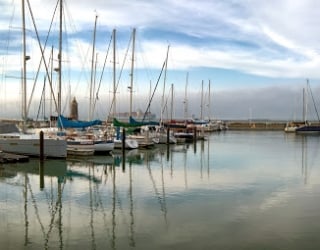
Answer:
70;97;78;120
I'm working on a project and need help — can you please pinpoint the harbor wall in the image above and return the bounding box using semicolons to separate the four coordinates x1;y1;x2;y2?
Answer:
226;120;320;130
227;121;286;130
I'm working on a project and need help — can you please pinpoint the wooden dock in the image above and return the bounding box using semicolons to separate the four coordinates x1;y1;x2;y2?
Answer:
0;152;29;164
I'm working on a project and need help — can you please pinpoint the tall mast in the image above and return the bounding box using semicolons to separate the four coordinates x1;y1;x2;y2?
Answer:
170;83;174;121
208;79;211;121
303;78;310;123
200;80;204;120
89;14;98;120
21;0;27;132
303;87;306;123
50;46;54;124
58;0;63;118
129;28;136;118
184;72;189;120
160;45;169;123
112;29;116;118
148;80;152;116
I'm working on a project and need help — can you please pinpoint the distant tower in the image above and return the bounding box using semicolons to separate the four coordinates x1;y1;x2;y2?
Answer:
70;97;78;120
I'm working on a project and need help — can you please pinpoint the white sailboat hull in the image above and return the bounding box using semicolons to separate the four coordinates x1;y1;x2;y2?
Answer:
67;138;94;156
94;140;114;154
158;134;177;144
127;135;156;148
0;134;67;158
114;138;139;149
67;148;94;156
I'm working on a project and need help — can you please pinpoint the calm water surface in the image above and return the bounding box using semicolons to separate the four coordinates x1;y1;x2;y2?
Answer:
1;131;320;249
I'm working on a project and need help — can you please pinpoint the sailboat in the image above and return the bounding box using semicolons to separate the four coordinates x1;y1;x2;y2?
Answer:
0;0;67;158
127;44;176;145
172;72;195;143
41;3;113;156
110;28;139;150
295;79;320;134
58;113;115;155
156;48;177;144
125;29;159;148
285;86;309;133
86;15;115;154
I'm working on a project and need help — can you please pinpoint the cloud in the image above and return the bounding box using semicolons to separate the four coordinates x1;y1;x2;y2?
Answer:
2;0;320;120
3;0;320;78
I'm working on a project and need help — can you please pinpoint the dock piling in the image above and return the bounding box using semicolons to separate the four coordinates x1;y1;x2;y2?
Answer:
40;131;44;162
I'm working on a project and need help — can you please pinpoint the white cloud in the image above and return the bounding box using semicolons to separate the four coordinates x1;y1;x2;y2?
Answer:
2;0;320;119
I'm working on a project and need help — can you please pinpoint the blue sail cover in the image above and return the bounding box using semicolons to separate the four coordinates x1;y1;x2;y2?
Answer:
57;115;102;129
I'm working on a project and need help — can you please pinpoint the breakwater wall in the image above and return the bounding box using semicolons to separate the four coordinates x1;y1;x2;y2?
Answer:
227;121;286;130
226;121;318;130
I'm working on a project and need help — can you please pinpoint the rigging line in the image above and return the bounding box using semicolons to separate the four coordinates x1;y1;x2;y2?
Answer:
114;33;132;107
44;182;66;248
117;32;133;82
25;0;59;116
89;15;98;121
146;162;167;221
23;174;29;246
36;76;46;120
107;32;133;120
129;163;135;247
97;197;111;239
136;38;154;82
34;2;58;120
204;82;210;105
1;1;16;85
66;14;104;107
106;36;115;120
160;85;173;120
160;45;170;123
26;180;46;238
93;33;113;114
307;81;320;122
142;59;166;122
61;9;71;115
88;167;97;250
27;0;59;118
160;156;168;226
63;0;86;95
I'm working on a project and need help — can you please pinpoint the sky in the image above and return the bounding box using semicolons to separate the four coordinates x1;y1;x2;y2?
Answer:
1;0;320;121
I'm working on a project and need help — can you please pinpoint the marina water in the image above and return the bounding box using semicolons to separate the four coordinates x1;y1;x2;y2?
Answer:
1;131;320;249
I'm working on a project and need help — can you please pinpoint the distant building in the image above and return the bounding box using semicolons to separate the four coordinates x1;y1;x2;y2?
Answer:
70;97;78;120
109;109;157;122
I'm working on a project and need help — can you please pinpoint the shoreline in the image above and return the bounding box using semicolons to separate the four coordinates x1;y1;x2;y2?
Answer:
1;118;319;131
227;120;320;131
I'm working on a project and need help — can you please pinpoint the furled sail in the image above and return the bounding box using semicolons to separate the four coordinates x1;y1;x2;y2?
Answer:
57;115;102;129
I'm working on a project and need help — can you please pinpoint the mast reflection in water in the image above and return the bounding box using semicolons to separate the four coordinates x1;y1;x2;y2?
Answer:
1;131;320;249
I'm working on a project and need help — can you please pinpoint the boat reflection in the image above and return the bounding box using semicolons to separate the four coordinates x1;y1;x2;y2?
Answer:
284;132;320;185
0;138;213;250
0;159;67;180
146;151;168;227
300;135;319;185
0;159;66;248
